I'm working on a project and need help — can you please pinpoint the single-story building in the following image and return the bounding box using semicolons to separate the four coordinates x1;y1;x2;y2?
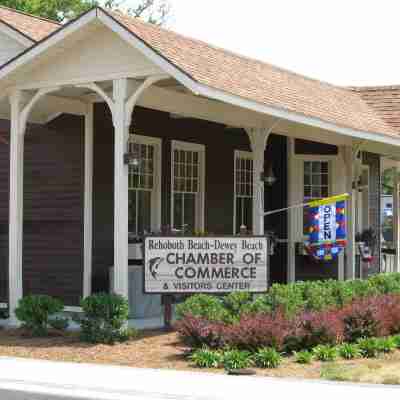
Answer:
0;6;400;326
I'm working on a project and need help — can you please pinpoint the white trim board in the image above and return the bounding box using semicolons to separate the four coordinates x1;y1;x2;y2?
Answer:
0;22;34;47
0;7;398;150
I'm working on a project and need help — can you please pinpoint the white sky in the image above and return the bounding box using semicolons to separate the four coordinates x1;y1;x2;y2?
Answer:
160;0;400;87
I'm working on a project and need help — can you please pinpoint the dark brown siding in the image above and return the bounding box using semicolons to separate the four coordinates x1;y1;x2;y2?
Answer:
92;104;289;289
23;117;84;306
0;121;10;302
0;117;84;306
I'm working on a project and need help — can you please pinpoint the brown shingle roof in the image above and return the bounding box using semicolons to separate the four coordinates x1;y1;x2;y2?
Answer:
1;6;399;140
106;10;398;138
350;86;400;133
0;6;59;42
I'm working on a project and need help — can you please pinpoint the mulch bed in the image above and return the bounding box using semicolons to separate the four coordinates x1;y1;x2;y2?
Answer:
0;328;324;378
2;328;399;383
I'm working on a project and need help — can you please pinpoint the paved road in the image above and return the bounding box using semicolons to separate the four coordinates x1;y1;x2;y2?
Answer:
0;357;398;399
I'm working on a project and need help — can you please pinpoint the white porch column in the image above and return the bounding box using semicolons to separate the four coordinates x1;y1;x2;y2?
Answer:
112;79;130;299
83;102;94;298
393;166;400;272
8;91;25;324
344;146;356;280
246;128;272;235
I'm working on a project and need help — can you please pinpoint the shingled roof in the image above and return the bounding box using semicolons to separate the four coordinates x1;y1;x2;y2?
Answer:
351;86;400;133
106;9;399;138
0;6;59;42
0;6;399;140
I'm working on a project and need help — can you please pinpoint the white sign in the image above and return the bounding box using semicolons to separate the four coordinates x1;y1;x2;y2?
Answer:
317;205;336;243
144;236;268;293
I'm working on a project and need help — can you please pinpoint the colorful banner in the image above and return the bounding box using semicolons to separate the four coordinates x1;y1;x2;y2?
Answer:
305;195;348;261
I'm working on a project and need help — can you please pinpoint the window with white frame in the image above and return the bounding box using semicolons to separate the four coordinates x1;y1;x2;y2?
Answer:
128;135;161;235
303;160;330;233
171;141;205;232
234;151;253;234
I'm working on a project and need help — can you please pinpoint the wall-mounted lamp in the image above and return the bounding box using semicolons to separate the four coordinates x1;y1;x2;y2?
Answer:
123;153;140;166
261;163;277;186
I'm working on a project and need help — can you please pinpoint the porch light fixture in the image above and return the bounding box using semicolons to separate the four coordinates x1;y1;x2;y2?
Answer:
262;163;277;186
123;152;140;166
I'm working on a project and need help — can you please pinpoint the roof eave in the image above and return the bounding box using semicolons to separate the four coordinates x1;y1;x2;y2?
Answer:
0;6;399;149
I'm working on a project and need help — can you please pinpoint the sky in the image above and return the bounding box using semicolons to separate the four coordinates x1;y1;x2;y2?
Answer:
157;0;400;87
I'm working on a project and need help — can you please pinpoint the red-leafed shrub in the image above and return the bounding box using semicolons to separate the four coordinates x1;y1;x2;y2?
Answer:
341;297;380;342
176;294;400;352
175;315;226;348
341;294;400;341
221;311;291;351
288;309;345;351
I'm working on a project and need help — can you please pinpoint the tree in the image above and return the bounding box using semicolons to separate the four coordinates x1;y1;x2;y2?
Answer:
0;0;171;25
104;0;171;26
0;1;96;22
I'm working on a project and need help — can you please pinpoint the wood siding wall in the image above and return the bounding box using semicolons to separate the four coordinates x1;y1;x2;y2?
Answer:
0;116;84;306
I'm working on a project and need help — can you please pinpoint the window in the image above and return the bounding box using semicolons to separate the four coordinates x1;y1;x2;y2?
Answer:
303;160;330;233
171;141;205;232
234;151;253;233
128;135;161;235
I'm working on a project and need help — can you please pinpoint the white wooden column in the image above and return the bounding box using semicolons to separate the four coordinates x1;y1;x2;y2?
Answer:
112;79;130;299
393;166;400;272
246;128;271;235
344;146;356;280
83;102;94;298
8;90;24;324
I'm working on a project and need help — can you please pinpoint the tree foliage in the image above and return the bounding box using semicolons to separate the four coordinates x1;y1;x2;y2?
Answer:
0;0;171;24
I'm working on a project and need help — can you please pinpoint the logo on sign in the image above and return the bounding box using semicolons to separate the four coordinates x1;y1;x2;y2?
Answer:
149;257;164;279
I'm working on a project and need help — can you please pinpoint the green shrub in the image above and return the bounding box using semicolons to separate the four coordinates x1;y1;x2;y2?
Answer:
222;350;252;370
357;337;381;358
76;293;129;344
48;317;69;331
294;350;313;364
253;347;282;368
176;294;231;322
312;345;338;362
376;337;396;353
15;295;65;336
222;292;253;320
119;327;139;341
392;334;400;348
337;343;362;359
176;274;400;325
190;347;223;368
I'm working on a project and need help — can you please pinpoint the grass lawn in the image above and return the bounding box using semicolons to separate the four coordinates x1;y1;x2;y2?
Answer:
0;329;400;384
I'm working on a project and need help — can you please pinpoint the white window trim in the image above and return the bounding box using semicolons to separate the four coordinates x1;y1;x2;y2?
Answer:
128;134;162;232
356;164;370;233
170;140;205;231
233;150;253;234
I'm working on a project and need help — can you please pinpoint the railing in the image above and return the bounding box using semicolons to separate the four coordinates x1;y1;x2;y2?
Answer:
381;249;396;273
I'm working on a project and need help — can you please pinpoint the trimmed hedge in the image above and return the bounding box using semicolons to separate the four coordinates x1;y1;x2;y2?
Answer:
176;273;400;322
15;295;67;336
176;293;400;352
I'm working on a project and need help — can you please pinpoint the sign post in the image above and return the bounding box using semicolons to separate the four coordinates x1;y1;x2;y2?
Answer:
144;236;268;298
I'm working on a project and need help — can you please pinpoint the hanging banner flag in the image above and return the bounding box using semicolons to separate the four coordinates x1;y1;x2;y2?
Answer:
305;194;348;261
